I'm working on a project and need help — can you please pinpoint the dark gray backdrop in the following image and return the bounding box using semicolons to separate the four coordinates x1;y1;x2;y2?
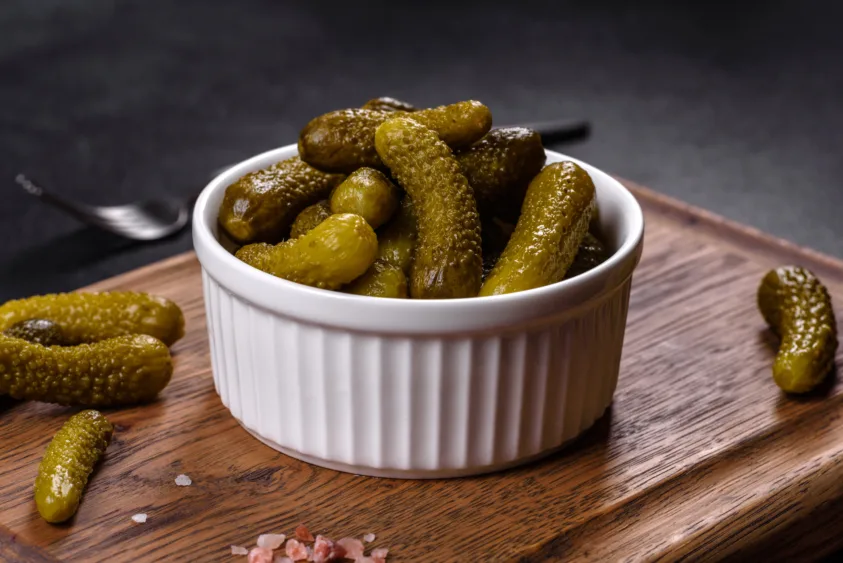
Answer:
1;0;841;302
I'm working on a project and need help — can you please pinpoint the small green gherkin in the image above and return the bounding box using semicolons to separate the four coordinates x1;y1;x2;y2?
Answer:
0;333;173;406
376;196;417;275
218;156;345;244
0;292;184;346
344;261;408;299
3;318;68;346
34;410;113;523
236;213;378;290
480;161;595;296
290;200;332;239
375;117;482;299
330;167;400;229
758;266;838;393
361;96;417;112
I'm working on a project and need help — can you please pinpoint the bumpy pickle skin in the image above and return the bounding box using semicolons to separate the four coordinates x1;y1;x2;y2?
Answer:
376;196;417;274
456;127;546;221
3;319;67;346
35;410;113;523
758;266;838;394
344;261;408;298
235;213;378;290
481;217;516;281
375;118;482;299
218;156;345;244
290;200;332;238
362;96;416;112
565;233;611;279
480;162;595;296
0;292;184;346
0;334;172;406
330;167;400;229
298;100;492;174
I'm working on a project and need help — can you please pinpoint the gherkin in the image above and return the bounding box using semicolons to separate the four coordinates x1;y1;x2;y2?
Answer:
299;100;492;173
361;96;416;112
480;162;595;296
344;261;408;298
3;318;67;346
330;167;400;229
375;117;482;299
218;156;345;244
35;410;113;523
0;333;173;406
0;292;184;346
565;233;611;279
758;266;838;393
290;200;332;238
236;213;377;290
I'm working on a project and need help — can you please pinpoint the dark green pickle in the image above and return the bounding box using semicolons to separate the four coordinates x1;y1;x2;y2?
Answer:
34;410;113;523
375;117;482;299
0;333;173;406
3;319;67;346
299;100;492;173
758;266;838;394
290;200;332;238
344;261;408;298
218;156;345;244
565;233;611;279
456;127;546;222
0;292;184;346
376;196;417;274
480;162;595;296
480;217;515;281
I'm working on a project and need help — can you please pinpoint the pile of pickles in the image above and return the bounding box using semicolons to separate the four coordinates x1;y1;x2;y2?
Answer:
218;97;610;299
0;291;185;523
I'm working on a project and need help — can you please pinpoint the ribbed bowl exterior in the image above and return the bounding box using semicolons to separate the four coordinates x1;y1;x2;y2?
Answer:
202;269;632;478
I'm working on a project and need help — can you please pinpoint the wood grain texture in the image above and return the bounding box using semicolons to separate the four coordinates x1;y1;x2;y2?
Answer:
2;183;843;562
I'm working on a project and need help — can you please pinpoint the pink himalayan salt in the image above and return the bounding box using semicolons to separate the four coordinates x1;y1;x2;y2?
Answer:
248;547;273;563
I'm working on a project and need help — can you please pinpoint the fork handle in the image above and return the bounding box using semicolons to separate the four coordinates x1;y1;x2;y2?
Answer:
15;175;96;222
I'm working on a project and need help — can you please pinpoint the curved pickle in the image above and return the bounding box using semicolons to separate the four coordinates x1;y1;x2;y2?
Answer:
758;266;838;393
35;410;113;523
290;200;332;238
3;319;68;346
330;168;400;229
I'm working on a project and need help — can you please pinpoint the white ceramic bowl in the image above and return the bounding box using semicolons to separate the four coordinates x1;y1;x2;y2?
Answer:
193;144;644;478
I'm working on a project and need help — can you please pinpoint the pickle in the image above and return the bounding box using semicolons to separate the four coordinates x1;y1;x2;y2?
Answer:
290;200;332;238
375;118;482;299
234;242;274;271
236;213;378;290
758;266;838;394
299;100;492;173
376;196;417;274
0;334;172;405
35;410;113;523
218;156;345;244
456;127;546;221
330;168;400;229
565;233;611;279
480;162;595;296
0;292;184;346
362;96;416;112
344;261;408;298
3;319;67;346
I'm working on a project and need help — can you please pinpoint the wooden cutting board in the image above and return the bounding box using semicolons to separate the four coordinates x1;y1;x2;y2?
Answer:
2;182;843;563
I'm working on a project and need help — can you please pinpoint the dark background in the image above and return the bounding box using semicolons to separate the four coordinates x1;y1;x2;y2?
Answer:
0;0;841;303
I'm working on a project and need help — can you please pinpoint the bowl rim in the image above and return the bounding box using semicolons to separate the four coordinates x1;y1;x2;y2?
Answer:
193;144;645;333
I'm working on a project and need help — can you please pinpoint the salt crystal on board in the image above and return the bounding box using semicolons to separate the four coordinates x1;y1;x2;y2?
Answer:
131;513;148;523
175;474;192;486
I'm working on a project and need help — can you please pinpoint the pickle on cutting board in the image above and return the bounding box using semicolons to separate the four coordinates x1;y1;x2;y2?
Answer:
480;161;595;296
375;117;482;299
0;334;173;406
362;96;416;112
299;100;492;173
758;266;838;394
35;410;113;523
3;319;67;346
0;292;184;346
218;156;345;244
236;213;378;290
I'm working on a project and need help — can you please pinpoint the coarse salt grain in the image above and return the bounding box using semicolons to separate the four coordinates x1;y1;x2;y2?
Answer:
363;533;375;543
257;534;287;550
371;547;389;563
273;557;294;563
231;546;249;556
131;513;147;523
248;547;274;563
175;474;192;486
337;538;364;559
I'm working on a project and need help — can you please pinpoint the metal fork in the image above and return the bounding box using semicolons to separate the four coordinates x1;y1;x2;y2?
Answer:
14;174;190;242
